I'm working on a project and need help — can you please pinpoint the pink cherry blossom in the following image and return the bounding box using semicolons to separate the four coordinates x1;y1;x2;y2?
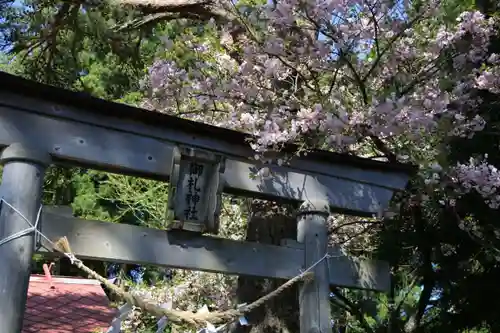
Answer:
146;0;500;207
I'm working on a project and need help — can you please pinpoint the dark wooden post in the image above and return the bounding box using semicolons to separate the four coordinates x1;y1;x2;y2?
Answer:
0;143;50;332
297;199;332;333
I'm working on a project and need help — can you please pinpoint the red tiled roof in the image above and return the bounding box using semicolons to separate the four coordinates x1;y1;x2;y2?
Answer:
23;275;117;333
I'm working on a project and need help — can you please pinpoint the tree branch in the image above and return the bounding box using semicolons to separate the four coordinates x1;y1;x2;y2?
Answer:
404;203;434;333
330;288;375;333
112;0;236;26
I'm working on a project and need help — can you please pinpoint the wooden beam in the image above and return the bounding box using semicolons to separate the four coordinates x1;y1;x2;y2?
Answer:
0;75;414;181
37;210;390;292
0;101;409;215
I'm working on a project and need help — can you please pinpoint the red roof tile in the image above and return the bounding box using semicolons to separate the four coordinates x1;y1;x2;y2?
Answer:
22;275;117;333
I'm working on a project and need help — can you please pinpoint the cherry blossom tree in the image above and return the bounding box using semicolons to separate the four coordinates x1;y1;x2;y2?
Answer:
144;0;499;212
141;4;500;330
3;0;500;331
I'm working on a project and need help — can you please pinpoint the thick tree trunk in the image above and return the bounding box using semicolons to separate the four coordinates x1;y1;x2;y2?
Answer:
231;199;299;333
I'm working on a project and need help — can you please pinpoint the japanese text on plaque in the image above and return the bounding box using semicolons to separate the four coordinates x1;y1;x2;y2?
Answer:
184;162;204;220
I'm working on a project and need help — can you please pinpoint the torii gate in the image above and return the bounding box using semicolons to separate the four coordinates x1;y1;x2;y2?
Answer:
0;71;414;333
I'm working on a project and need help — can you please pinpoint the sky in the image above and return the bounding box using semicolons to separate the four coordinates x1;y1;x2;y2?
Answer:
0;0;24;53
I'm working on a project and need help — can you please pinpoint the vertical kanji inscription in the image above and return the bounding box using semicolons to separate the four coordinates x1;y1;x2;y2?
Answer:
183;162;204;220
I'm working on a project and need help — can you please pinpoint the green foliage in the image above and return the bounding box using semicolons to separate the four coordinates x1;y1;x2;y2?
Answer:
0;53;16;73
2;0;500;332
1;3;239;330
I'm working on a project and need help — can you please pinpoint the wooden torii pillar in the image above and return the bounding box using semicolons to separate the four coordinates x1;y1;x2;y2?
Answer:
297;199;331;333
0;72;415;332
0;143;50;333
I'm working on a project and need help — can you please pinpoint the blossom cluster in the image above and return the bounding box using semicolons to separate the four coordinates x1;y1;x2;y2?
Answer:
146;1;500;206
149;6;494;144
453;155;500;209
475;54;500;94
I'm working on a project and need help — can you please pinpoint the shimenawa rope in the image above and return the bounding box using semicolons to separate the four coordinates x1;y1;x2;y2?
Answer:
0;198;322;329
53;236;315;327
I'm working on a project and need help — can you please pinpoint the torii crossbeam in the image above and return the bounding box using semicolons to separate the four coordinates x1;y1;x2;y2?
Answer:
0;72;415;333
